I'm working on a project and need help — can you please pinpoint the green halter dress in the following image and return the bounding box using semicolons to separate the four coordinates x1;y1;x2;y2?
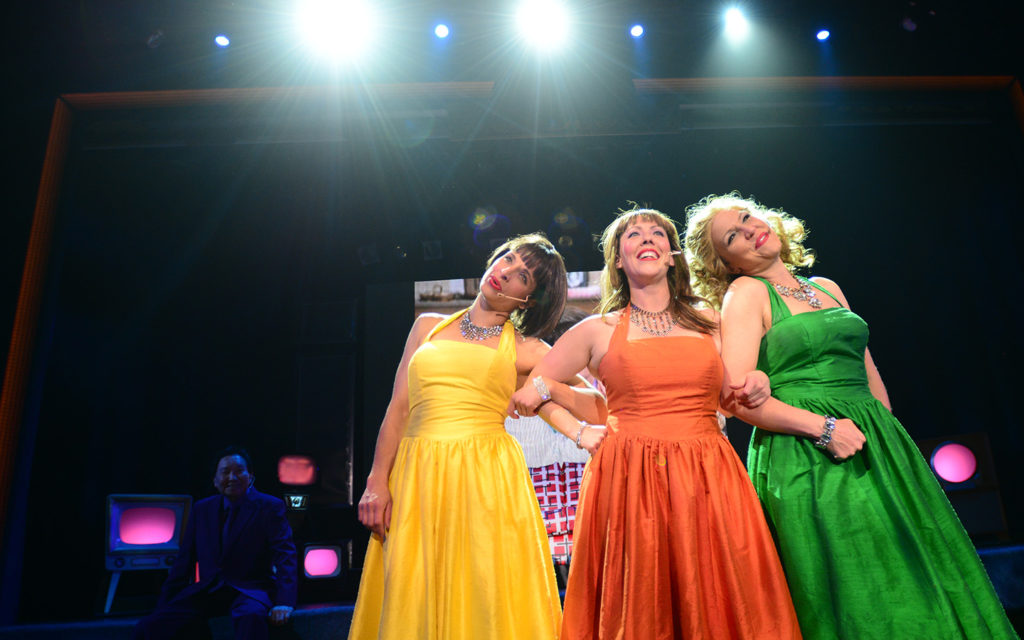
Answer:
748;277;1017;640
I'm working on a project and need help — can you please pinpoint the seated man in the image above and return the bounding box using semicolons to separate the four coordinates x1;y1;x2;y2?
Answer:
134;446;298;640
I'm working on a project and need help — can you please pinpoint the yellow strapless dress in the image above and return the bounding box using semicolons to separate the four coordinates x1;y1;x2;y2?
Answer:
349;310;561;640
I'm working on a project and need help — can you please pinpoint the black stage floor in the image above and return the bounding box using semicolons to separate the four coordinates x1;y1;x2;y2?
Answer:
0;604;354;639
1;545;1022;639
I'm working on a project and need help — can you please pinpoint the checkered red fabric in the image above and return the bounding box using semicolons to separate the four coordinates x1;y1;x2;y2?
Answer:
530;462;586;565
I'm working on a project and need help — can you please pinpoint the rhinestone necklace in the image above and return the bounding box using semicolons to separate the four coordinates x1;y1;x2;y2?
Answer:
628;302;680;337
771;276;822;309
459;309;504;341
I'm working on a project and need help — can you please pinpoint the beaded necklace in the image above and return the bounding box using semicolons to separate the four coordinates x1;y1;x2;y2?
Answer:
459;310;504;341
770;276;823;309
628;302;680;337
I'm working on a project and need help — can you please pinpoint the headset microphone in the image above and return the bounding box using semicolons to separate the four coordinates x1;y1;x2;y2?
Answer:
497;292;531;303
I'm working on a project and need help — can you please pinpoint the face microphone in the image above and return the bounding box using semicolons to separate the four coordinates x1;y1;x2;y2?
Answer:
497;292;531;303
670;250;683;256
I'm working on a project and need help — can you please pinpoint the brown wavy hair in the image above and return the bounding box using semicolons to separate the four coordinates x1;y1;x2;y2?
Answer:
598;206;716;334
486;233;567;338
684;192;815;310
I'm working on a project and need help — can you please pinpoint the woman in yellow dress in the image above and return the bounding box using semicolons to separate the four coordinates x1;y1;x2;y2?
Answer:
349;233;606;640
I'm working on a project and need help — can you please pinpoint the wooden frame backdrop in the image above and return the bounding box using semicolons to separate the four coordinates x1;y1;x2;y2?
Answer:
2;75;1023;551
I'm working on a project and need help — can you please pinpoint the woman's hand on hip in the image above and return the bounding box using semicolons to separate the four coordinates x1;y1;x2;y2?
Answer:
827;419;866;460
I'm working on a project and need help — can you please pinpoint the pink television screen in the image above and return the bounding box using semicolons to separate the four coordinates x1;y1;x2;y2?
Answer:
278;455;318;487
303;544;344;578
106;494;192;571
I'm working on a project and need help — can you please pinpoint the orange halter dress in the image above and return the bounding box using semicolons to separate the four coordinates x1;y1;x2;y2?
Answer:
561;309;801;639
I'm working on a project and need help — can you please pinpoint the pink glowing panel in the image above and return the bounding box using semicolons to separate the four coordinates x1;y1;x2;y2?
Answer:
931;443;977;483
119;507;176;544
278;455;317;486
304;547;341;578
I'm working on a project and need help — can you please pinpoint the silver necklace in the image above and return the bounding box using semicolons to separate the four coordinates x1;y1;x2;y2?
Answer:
771;276;822;309
459;310;504;341
629;302;679;337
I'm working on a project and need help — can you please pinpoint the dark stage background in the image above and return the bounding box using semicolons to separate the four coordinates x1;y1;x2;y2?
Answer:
4;87;1024;622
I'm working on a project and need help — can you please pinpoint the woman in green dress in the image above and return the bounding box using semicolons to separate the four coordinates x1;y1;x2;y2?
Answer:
683;192;1017;640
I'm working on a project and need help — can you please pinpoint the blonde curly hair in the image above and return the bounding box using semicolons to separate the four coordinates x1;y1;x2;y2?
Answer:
683;192;815;310
598;206;716;334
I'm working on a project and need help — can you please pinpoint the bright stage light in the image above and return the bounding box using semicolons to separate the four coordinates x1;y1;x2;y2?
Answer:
214;34;231;48
296;0;377;61
516;0;570;50
816;29;830;41
435;23;450;39
630;24;644;38
723;8;750;42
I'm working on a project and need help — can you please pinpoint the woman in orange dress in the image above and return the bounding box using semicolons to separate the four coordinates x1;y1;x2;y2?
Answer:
512;208;801;639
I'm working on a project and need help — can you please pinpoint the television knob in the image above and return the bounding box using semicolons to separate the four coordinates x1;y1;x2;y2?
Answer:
114;558;125;568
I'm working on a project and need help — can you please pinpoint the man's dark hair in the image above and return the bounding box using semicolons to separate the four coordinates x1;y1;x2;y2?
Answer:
545;306;589;345
214;446;253;473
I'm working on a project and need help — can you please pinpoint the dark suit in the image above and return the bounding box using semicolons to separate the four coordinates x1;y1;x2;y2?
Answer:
134;488;297;640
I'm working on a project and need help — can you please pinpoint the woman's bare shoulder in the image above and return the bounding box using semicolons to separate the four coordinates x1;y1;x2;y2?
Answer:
587;311;621;327
697;307;721;324
410;313;446;340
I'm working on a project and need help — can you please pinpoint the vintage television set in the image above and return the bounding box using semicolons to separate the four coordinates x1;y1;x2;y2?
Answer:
303;543;349;579
104;494;192;613
278;454;319;510
916;433;1008;540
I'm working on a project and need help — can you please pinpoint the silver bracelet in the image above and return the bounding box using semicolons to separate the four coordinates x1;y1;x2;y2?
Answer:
814;415;836;450
575;424;588;449
532;376;551;402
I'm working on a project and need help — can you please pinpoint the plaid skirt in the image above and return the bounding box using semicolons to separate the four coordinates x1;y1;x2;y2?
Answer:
530;462;586;565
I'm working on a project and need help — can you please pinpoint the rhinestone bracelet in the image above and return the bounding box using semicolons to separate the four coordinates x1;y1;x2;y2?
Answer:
532;376;551;402
814;415;836;450
575;424;589;449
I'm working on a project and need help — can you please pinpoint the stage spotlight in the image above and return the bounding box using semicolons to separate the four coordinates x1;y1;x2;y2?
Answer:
515;0;570;50
296;0;377;61
816;29;830;41
723;8;750;42
468;207;512;249
630;24;644;38
931;442;978;484
435;23;450;39
214;34;231;48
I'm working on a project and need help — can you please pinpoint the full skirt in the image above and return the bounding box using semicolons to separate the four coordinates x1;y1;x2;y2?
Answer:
349;431;561;640
562;430;802;640
749;395;1018;640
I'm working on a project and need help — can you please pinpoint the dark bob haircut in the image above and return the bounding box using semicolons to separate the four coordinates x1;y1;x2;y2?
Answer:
486;233;567;339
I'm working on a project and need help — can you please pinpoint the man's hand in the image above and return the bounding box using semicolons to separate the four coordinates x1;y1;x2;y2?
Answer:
269;605;293;625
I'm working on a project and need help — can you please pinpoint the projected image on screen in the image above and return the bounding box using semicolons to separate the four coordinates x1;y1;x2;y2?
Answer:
415;271;600;320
